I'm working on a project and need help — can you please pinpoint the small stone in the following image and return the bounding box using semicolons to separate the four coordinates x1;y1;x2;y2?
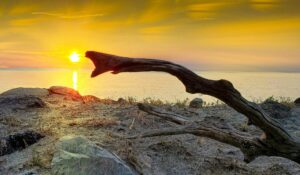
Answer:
189;98;204;108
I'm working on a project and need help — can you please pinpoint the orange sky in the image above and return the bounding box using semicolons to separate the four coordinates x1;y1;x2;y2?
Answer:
0;0;299;71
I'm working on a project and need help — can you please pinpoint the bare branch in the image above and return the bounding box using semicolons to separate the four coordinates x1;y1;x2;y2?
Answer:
86;51;300;163
137;103;189;125
127;118;266;162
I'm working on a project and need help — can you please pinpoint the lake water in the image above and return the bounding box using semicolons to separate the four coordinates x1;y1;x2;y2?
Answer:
0;69;299;103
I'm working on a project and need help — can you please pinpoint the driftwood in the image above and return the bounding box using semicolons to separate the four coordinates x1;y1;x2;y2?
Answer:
85;51;300;163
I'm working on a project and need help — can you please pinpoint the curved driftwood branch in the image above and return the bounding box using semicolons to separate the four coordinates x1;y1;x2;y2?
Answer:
134;103;268;162
86;51;300;163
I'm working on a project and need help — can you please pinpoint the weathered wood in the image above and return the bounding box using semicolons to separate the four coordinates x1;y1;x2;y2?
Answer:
137;103;189;125
134;103;268;162
86;51;300;163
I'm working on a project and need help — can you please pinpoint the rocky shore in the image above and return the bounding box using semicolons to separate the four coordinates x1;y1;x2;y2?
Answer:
0;86;300;175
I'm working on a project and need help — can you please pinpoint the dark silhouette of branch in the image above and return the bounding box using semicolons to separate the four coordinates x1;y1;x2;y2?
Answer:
86;51;300;163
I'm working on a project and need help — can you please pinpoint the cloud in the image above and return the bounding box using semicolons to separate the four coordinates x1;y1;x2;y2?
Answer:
0;50;55;56
250;0;280;5
250;0;281;11
0;0;299;70
9;18;40;26
140;25;173;35
9;5;38;15
185;2;231;20
31;12;104;19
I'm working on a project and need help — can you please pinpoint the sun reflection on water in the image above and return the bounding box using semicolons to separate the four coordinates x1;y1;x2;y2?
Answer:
72;71;78;90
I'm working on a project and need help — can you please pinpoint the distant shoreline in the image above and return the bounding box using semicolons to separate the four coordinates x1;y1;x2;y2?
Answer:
1;68;300;73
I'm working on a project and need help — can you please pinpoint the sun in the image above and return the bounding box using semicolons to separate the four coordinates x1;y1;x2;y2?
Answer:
69;52;80;63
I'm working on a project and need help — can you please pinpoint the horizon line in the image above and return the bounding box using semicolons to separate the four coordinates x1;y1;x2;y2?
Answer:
0;67;300;73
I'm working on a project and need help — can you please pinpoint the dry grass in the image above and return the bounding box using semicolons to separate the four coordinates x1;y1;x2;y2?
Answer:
251;96;295;108
143;98;165;106
28;146;54;169
126;97;137;105
0;116;22;127
69;118;120;128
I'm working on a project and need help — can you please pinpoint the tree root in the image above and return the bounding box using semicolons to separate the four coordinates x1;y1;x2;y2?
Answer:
86;51;300;163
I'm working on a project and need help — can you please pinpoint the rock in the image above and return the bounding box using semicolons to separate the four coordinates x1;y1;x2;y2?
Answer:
118;98;127;103
260;99;290;119
17;170;38;175
82;95;101;103
189;98;204;108
48;86;82;100
0;95;46;111
0;88;47;114
249;156;300;174
51;135;136;175
0;130;44;156
0;88;49;98
295;98;300;106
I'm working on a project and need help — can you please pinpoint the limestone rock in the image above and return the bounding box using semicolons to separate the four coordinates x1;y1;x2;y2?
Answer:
0;88;49;98
49;86;81;97
189;98;204;108
261;99;290;119
0;95;46;111
249;156;300;174
0;130;44;156
51;135;136;175
48;86;82;100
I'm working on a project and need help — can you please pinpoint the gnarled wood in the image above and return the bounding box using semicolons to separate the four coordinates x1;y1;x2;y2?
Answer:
86;51;300;163
134;103;269;162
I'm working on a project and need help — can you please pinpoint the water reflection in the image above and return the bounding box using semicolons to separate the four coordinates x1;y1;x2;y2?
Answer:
0;70;299;103
72;71;78;90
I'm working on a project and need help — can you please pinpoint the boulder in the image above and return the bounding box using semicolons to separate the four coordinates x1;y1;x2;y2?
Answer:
189;98;204;108
49;86;81;97
0;88;49;98
295;98;300;106
0;130;44;156
0;88;47;115
51;135;136;175
0;95;46;111
249;156;300;174
48;86;82;101
260;99;290;119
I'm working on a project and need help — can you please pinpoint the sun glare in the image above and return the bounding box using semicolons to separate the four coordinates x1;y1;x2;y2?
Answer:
69;52;80;63
72;71;78;90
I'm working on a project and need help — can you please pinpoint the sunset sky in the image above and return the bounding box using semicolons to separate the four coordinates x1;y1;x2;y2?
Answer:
0;0;299;71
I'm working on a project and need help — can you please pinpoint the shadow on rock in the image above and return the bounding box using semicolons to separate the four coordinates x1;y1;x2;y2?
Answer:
0;130;44;156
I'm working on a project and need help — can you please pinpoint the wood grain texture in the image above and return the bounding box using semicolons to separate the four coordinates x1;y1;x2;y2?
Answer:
86;51;300;163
